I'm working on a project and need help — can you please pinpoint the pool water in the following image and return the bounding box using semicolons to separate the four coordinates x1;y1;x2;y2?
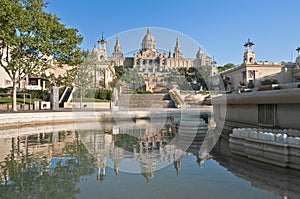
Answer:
0;121;298;199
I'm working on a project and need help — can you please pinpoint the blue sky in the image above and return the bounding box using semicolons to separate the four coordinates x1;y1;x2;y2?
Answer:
46;0;300;66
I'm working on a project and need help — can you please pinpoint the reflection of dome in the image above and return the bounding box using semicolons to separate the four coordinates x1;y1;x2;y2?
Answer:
142;27;156;51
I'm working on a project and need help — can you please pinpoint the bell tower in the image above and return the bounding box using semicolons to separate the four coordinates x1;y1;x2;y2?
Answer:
97;32;107;61
173;38;182;59
113;36;123;58
243;39;256;65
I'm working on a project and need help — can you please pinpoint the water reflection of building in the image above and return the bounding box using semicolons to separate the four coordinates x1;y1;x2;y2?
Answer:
0;131;78;185
79;118;213;182
212;137;300;199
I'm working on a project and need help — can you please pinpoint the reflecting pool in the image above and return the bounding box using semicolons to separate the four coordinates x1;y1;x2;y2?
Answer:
0;118;299;199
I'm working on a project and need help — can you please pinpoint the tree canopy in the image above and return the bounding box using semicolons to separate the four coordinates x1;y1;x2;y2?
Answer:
217;63;235;73
0;0;84;111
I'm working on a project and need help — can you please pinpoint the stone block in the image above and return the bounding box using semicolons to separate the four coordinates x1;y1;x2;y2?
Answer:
258;132;264;140
294;137;300;146
250;130;258;139
268;133;275;141
283;134;288;143
262;132;269;141
232;128;238;135
276;134;284;143
287;137;295;145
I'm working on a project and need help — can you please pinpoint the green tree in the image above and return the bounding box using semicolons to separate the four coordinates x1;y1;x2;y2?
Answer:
217;63;235;73
114;65;126;79
176;66;212;91
121;68;144;91
0;0;84;111
109;65;126;89
74;52;97;105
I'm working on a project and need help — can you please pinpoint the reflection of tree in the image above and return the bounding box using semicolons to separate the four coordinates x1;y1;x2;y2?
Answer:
0;132;95;199
114;134;139;151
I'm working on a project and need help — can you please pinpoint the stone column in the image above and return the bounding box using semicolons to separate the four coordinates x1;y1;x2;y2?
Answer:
42;81;46;90
38;79;41;89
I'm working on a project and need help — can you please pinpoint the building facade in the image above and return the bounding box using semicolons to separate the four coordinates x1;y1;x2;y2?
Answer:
91;35;116;88
214;39;300;91
92;28;215;89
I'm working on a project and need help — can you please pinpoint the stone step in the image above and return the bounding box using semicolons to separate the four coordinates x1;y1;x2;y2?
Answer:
125;101;174;108
116;93;175;108
118;94;168;100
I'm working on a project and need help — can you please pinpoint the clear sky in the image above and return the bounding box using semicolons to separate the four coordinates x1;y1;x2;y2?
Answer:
46;0;300;66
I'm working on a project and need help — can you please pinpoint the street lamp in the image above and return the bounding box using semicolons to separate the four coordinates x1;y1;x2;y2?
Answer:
77;72;83;109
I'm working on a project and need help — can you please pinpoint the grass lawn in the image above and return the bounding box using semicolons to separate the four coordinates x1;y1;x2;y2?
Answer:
0;97;34;104
0;97;110;105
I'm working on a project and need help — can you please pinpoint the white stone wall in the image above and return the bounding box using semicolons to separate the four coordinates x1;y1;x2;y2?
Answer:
0;67;12;88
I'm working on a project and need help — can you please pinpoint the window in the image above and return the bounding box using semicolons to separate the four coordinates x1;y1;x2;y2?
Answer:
258;104;276;126
242;71;246;82
29;79;38;85
248;70;255;78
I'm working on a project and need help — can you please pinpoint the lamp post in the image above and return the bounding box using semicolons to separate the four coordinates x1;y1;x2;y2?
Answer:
77;72;83;109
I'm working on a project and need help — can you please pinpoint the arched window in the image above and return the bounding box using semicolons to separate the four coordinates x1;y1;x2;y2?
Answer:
249;57;253;63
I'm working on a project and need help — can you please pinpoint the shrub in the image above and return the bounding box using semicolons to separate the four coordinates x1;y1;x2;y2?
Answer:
0;88;10;93
18;89;50;101
133;90;152;94
95;89;113;100
261;79;279;85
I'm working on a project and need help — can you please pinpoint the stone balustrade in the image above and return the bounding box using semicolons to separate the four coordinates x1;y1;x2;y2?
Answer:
230;127;300;170
231;128;300;146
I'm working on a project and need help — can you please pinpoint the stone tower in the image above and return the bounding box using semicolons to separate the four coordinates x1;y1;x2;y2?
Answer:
196;47;205;59
96;33;108;61
243;39;256;64
174;38;182;59
113;36;123;58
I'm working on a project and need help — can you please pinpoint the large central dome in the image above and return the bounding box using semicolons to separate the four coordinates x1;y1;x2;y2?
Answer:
142;27;156;51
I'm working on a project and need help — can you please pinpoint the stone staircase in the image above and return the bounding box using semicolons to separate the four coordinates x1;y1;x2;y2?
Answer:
121;82;134;94
116;93;175;108
152;84;169;93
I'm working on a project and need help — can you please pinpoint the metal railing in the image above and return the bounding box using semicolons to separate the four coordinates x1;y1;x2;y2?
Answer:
0;93;32;109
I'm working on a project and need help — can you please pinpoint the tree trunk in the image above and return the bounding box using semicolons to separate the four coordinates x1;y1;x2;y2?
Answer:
12;80;17;112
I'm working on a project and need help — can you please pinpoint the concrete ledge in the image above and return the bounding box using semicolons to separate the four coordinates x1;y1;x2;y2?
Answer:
213;88;300;105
